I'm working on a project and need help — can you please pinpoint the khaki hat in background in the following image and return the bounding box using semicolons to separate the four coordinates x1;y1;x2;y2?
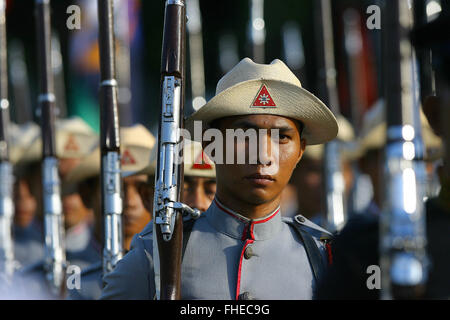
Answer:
357;99;442;159
135;140;216;179
64;124;156;183
11;116;98;165
186;57;338;146
10;122;42;165
55;116;98;159
183;140;216;178
302;115;356;161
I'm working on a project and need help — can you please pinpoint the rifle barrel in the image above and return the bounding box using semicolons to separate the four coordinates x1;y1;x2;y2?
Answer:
315;0;346;232
35;0;66;296
97;0;124;276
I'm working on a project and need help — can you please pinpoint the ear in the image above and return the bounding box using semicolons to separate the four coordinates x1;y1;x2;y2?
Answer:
296;138;307;165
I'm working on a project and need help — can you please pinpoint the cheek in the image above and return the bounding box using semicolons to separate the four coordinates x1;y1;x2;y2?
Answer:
277;144;300;175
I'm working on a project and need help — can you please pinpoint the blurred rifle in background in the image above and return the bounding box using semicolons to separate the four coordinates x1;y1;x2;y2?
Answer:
315;0;347;233
97;0;124;276
35;0;66;296
0;0;16;279
380;0;429;300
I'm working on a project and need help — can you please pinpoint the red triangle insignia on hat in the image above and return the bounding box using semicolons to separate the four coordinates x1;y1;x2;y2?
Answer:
121;149;136;165
251;84;276;107
192;151;213;170
64;134;80;152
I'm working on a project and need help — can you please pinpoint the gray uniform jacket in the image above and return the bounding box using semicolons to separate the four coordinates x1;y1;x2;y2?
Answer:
13;219;44;269
101;199;331;300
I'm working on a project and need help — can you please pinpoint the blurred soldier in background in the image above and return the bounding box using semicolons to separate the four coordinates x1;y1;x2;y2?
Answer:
68;138;216;300
182;141;217;213
11;123;44;269
355;99;442;216
315;3;450;297
289;115;357;226
66;123;156;300
57;117;101;271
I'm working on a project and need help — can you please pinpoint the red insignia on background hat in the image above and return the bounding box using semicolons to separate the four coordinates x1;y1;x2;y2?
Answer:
64;134;80;152
251;84;276;107
121;149;136;165
192;151;213;170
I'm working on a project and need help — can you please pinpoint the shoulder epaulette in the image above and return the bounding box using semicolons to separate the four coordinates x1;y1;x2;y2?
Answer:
292;214;333;239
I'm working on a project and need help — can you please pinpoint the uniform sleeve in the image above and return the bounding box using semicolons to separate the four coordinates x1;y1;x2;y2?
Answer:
100;236;155;300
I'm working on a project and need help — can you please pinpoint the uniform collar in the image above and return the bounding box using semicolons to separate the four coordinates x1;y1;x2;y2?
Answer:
205;198;282;241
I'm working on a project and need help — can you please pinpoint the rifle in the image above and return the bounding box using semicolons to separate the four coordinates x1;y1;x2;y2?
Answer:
35;0;66;296
154;0;187;300
0;0;15;278
97;0;124;276
315;0;347;232
380;0;428;299
9;40;33;124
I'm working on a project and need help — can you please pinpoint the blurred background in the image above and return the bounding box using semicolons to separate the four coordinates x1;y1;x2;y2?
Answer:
3;0;396;135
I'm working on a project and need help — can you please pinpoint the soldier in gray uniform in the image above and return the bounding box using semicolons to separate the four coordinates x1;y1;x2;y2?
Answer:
13;162;44;269
68;140;217;300
101;58;337;300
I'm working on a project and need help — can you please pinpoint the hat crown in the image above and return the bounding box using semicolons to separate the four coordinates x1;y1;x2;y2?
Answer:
216;58;302;95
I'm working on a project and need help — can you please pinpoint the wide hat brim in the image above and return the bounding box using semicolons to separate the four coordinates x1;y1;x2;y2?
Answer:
186;79;338;145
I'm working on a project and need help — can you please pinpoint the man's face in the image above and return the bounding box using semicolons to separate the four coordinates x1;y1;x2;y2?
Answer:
63;192;92;229
59;158;81;180
183;176;216;212
14;179;37;228
123;175;152;237
212;114;305;206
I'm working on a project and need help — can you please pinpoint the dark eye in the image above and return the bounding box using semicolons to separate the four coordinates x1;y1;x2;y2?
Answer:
277;134;290;143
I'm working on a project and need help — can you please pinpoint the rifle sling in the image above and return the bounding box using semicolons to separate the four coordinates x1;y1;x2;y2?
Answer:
286;221;325;283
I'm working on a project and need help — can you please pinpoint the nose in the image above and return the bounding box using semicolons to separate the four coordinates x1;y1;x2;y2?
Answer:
124;184;140;209
257;131;274;166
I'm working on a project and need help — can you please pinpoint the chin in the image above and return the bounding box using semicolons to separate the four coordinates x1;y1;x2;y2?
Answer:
241;189;275;205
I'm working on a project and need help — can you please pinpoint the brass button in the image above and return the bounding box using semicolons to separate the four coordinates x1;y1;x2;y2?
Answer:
244;246;254;259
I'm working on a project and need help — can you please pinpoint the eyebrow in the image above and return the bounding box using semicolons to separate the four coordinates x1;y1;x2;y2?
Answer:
230;120;296;132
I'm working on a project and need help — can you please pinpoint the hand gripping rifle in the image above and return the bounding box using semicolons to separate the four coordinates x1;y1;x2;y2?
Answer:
97;0;124;276
315;0;347;233
35;0;66;295
380;0;428;299
154;0;200;300
0;0;16;278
